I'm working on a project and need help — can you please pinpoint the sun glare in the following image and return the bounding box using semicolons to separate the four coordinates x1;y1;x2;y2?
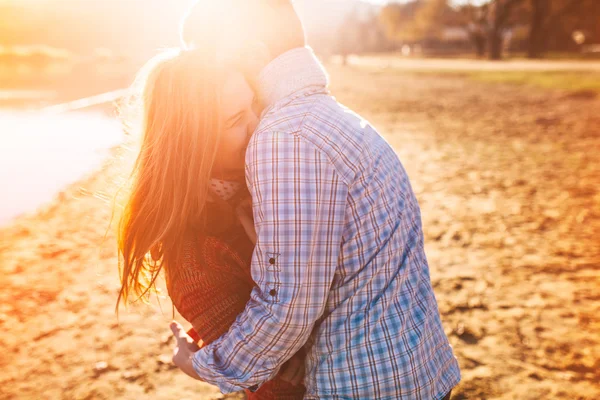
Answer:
1;0;600;399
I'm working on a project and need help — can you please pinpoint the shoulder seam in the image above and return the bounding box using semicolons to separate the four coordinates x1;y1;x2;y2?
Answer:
251;126;351;187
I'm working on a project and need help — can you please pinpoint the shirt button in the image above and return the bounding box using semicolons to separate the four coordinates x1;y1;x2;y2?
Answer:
269;258;276;265
269;289;277;296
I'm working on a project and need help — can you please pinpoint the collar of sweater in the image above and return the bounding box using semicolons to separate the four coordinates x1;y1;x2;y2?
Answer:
209;178;241;202
257;46;329;109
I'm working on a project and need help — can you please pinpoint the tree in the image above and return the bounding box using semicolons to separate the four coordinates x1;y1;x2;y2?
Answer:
524;0;600;58
379;0;460;45
379;1;422;43
487;0;524;60
456;0;524;60
456;3;488;57
526;0;549;58
379;0;600;60
336;8;391;64
413;0;453;41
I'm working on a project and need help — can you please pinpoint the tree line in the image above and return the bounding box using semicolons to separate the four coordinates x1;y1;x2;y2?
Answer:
1;0;599;64
377;0;600;60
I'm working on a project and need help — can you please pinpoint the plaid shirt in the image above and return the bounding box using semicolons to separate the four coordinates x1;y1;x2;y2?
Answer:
192;48;460;399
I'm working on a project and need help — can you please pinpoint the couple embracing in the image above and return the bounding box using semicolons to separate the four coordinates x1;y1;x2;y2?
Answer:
117;1;460;399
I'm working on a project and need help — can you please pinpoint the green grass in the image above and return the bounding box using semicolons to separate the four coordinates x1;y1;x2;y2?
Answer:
504;51;600;61
463;70;600;93
401;69;600;93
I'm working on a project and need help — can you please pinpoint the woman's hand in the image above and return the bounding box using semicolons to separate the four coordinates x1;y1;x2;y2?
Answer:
169;321;202;381
235;197;257;245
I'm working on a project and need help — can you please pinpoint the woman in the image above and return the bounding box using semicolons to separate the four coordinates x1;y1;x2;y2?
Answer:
116;47;305;399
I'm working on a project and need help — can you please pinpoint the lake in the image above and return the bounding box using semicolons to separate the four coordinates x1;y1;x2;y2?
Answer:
0;111;124;225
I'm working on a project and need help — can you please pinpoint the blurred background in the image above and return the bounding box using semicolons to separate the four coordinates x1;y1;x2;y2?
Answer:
1;1;599;399
2;0;600;109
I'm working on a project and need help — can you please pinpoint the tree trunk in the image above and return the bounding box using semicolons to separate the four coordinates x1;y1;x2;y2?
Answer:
487;0;523;61
474;34;486;57
487;0;504;60
527;0;548;58
488;27;503;60
470;19;487;58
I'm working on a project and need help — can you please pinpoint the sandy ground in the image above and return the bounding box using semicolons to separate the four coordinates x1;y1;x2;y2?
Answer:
1;63;599;399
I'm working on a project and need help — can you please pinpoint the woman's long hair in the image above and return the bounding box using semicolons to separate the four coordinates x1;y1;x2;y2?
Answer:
116;48;225;310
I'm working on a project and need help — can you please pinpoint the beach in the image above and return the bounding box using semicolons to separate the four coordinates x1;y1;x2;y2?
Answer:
1;64;599;399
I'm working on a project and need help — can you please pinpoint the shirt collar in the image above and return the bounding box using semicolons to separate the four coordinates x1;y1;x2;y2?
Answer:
257;46;329;109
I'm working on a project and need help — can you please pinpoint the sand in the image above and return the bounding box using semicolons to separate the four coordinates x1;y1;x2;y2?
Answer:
1;64;598;399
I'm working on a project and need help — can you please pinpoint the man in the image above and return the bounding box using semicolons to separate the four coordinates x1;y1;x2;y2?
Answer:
171;1;460;398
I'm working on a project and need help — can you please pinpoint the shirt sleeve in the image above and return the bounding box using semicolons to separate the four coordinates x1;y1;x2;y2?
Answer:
191;130;348;393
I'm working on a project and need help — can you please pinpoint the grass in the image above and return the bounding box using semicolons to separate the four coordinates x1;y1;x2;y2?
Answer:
505;51;600;61
401;69;600;94
463;70;600;93
345;53;600;94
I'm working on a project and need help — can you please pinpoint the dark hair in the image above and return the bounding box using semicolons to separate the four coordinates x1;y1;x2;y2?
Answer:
181;0;305;58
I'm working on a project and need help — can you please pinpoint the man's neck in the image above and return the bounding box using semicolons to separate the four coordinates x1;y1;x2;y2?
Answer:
256;46;329;109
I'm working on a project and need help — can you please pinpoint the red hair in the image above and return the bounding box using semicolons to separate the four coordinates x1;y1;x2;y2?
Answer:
116;48;225;308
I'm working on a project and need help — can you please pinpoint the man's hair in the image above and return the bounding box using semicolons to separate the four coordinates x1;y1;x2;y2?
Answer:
181;0;305;58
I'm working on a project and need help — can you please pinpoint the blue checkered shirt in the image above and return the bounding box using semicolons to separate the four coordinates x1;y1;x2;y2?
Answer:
192;48;460;399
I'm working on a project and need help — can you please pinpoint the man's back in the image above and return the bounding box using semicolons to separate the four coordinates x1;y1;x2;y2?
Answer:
190;47;458;398
251;63;460;397
181;0;460;394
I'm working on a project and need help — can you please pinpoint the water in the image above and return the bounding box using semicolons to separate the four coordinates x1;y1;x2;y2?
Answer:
0;111;124;225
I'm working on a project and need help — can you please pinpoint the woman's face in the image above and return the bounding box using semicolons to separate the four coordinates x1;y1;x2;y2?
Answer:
212;71;259;180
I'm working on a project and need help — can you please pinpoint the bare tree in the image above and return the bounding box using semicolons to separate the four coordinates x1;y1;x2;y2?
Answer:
487;0;524;60
458;3;489;57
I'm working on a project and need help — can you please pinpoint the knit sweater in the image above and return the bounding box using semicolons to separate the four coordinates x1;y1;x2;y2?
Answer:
166;194;305;399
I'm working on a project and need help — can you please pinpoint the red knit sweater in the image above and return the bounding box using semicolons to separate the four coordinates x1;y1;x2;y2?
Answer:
166;198;305;399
